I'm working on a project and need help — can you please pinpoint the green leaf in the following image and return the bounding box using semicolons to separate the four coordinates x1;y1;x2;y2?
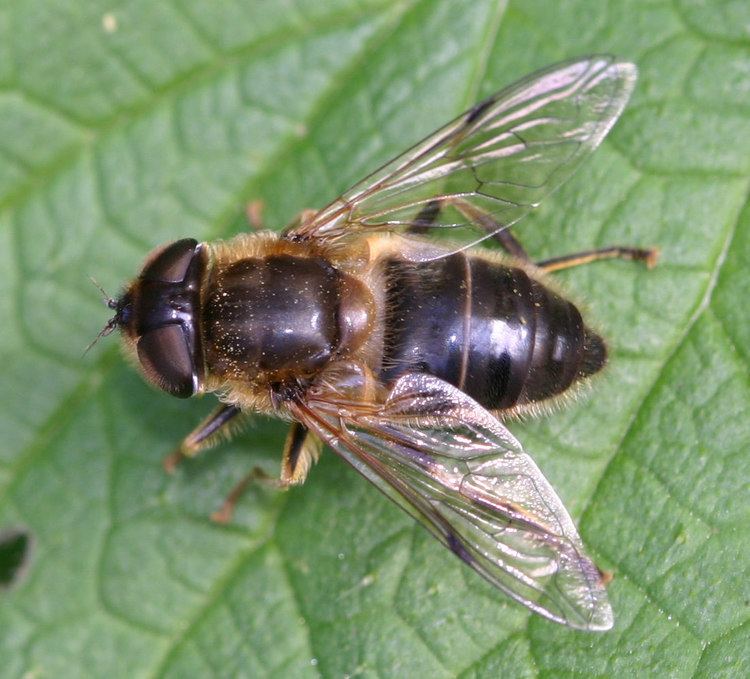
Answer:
1;0;748;676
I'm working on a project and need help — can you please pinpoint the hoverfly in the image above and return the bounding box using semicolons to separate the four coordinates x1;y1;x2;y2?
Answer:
99;56;656;631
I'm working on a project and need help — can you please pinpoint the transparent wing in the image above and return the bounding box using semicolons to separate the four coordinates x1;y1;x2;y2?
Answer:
287;56;635;248
291;372;613;630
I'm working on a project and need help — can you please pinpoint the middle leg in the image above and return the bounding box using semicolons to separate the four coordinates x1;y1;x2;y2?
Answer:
407;197;530;260
211;421;322;523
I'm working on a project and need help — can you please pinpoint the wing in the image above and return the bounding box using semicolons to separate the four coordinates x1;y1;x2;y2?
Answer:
290;372;613;630
287;55;636;248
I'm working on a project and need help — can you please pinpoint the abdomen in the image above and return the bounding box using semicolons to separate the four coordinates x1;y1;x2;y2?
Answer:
379;252;606;410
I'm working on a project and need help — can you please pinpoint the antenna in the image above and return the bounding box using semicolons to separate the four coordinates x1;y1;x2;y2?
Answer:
89;276;117;309
83;278;120;356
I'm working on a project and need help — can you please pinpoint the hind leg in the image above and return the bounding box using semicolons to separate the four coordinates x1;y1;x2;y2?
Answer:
408;197;658;270
536;246;659;272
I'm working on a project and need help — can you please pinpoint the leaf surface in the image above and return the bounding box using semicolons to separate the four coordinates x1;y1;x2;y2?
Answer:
0;1;748;677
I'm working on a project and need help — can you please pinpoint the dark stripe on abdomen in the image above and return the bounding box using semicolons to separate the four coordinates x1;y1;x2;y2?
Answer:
462;258;536;408
381;254;469;388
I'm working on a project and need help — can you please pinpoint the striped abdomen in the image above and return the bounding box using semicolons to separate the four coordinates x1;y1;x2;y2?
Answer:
380;253;606;411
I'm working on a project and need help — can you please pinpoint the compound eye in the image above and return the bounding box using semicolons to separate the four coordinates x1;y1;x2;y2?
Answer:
136;324;195;398
142;239;199;283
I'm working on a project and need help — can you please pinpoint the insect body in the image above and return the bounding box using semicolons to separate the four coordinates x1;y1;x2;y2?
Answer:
102;57;656;631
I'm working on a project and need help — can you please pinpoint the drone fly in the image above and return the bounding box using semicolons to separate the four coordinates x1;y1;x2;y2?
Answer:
99;56;657;630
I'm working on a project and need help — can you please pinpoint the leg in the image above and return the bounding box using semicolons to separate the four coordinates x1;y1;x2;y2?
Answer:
412;196;658;271
408;199;441;235
407;197;530;260
163;404;242;473
211;422;322;523
245;200;265;230
536;246;659;273
280;422;322;485
211;466;289;523
492;229;529;261
211;470;260;523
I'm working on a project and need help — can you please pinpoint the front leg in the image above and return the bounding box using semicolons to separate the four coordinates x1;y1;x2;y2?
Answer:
163;403;242;472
